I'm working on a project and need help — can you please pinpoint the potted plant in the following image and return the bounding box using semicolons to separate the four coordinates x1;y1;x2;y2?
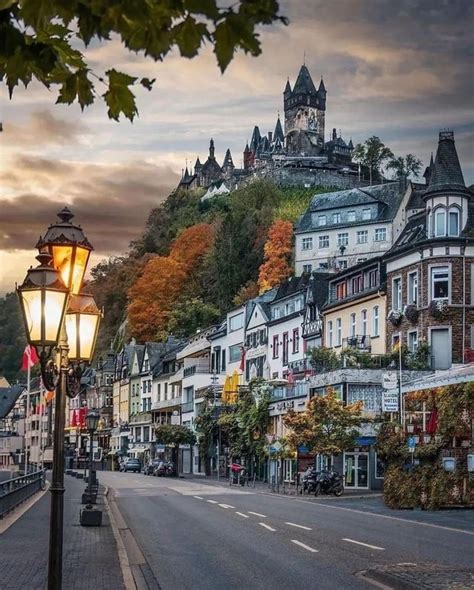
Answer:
404;304;419;324
388;309;404;326
429;299;448;319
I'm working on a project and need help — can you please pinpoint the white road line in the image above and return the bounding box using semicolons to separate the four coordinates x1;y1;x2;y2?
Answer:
286;522;312;531
235;512;249;518
218;503;235;509
248;511;267;518
342;538;385;551
291;540;318;553
207;500;218;504
193;496;204;500
259;522;276;532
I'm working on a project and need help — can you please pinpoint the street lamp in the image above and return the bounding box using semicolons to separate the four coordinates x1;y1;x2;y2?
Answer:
83;409;100;506
16;208;99;590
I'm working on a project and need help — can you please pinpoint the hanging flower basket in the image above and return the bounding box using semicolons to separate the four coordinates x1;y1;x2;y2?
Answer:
388;309;404;326
407;424;415;434
404;304;419;324
423;434;431;444
429;300;448;320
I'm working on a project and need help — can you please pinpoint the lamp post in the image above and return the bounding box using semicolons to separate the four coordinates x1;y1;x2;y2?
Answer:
85;409;100;501
16;209;100;590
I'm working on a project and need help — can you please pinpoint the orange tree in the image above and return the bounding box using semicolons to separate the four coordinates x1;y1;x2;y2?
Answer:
257;219;293;293
283;388;364;456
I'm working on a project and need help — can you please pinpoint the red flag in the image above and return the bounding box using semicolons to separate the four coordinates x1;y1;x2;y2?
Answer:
239;346;246;373
21;345;39;371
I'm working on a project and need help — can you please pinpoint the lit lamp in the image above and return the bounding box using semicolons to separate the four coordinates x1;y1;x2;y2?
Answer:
17;252;69;361
81;408;102;525
65;294;102;362
37;207;93;295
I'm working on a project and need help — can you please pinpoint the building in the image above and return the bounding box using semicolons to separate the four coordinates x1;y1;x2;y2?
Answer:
294;181;410;274
384;131;474;369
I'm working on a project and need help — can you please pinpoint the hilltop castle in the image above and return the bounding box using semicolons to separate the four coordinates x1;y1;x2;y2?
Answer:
178;64;360;196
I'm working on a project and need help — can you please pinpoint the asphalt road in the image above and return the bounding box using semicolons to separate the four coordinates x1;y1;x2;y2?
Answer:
101;471;474;590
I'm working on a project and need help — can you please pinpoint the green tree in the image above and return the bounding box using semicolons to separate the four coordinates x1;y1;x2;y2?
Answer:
1;1;286;120
0;292;26;383
155;423;197;473
387;154;423;179
167;297;221;338
284;388;364;456
352;136;394;185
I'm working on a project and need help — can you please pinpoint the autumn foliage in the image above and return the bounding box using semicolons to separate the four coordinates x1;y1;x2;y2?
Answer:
128;224;215;341
257;219;293;293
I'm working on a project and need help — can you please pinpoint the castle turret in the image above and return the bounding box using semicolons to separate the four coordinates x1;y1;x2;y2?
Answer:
222;148;235;178
209;138;215;160
243;142;253;170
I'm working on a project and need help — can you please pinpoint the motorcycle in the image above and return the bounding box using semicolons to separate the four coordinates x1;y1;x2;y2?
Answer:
229;463;247;486
300;467;318;494
314;470;343;497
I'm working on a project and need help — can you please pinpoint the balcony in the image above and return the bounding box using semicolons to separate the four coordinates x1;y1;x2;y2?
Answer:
152;396;182;411
183;362;210;378
271;381;309;400
182;401;194;413
129;412;152;424
343;335;371;352
287;359;310;373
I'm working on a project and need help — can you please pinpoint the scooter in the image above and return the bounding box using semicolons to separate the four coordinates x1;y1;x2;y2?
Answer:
301;467;318;494
314;470;343;497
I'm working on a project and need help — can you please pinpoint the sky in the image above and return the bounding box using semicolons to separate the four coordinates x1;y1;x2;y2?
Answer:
1;0;473;295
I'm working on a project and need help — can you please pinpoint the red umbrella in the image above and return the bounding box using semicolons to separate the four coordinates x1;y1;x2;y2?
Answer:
426;407;438;434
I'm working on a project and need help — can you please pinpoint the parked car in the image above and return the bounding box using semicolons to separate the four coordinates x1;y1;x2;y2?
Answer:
143;459;162;475
123;458;141;473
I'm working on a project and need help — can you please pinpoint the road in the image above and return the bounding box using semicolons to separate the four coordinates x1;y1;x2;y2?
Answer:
101;471;474;590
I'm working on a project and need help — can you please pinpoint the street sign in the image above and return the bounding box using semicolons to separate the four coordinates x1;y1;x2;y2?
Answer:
171;413;180;425
407;437;416;452
382;371;398;390
382;390;399;412
269;441;282;454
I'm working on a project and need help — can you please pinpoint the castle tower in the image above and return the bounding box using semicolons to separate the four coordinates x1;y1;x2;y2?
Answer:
283;65;326;155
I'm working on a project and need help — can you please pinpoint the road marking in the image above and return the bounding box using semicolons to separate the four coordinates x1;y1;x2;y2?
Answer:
286;522;312;531
342;538;385;551
291;540;318;553
193;496;203;500
235;512;249;518
207;500;218;504
259;522;276;532
218;503;235;509
248;511;267;518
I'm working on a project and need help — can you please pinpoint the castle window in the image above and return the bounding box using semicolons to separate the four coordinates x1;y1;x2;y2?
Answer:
319;235;330;249
302;237;313;250
448;208;460;236
435;208;446;237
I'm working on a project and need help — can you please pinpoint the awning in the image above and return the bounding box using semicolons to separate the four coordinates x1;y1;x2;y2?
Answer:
355;436;376;446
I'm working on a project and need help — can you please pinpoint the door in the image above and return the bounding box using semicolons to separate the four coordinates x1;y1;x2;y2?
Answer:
430;328;451;369
344;453;369;489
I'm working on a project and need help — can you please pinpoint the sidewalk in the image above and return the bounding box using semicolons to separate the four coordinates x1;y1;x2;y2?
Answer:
0;473;125;590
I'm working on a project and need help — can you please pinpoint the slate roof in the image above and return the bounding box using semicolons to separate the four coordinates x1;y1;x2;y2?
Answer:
295;182;403;232
424;131;469;197
292;64;317;95
273;116;284;143
406;182;426;211
0;384;25;419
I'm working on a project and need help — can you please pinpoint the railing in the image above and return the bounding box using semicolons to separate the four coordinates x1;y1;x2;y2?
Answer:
271;381;309;400
183;365;210;378
0;470;44;519
302;319;322;337
130;412;152;424
287;359;309;373
152;396;182;411
342;335;371;352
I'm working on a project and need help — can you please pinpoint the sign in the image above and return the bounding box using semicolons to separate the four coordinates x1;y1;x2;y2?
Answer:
170;413;180;425
269;441;282;454
407;437;416;452
298;445;309;454
382;371;398;390
382;390;399;412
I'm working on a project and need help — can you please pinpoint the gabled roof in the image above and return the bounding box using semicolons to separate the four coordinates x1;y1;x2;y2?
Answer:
0;384;25;419
292;64;317;95
273;116;284;143
423;131;469;198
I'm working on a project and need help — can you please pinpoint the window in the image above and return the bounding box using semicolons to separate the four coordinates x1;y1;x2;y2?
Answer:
361;309;368;336
282;333;289;365
362;208;371;220
368;269;378;287
336;282;347;299
375;453;385;479
392;333;400;351
292;329;300;353
319;235;329;249
408;331;418;353
303;264;312;273
357;230;368;244
435;208;446;237
273;335;279;358
347;210;356;222
229;344;241;363
351;275;363;294
393;277;402;310
431;266;449;300
408;271;418;305
338;260;348;270
337;233;349;247
229;312;243;332
374;228;386;242
372;306;380;337
336;318;342;346
327;321;333;347
448;208;460;236
350;313;356;337
318;215;327;226
332;212;341;224
302;237;313;250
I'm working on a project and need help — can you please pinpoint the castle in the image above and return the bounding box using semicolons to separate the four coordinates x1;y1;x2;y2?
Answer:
177;64;361;196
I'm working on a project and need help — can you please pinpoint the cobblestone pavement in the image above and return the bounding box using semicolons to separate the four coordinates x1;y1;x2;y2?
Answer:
361;563;474;589
0;473;125;590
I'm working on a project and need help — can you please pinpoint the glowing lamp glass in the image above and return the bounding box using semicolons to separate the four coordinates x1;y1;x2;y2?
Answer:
65;294;101;361
51;244;90;296
18;287;68;348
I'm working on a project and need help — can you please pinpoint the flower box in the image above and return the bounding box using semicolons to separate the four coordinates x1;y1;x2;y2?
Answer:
407;424;415;433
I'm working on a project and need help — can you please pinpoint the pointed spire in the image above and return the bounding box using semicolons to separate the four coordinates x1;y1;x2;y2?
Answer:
194;156;202;170
273;114;284;143
318;76;326;94
250;126;261;152
222;148;234;169
424;131;469;198
348;138;354;149
209;138;215;160
293;64;317;95
284;78;292;96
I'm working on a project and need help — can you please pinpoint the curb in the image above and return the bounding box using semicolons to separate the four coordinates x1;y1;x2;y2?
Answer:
0;481;50;535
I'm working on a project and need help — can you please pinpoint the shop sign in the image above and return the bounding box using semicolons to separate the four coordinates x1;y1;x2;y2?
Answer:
382;371;398;390
382;390;399;412
246;345;266;360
